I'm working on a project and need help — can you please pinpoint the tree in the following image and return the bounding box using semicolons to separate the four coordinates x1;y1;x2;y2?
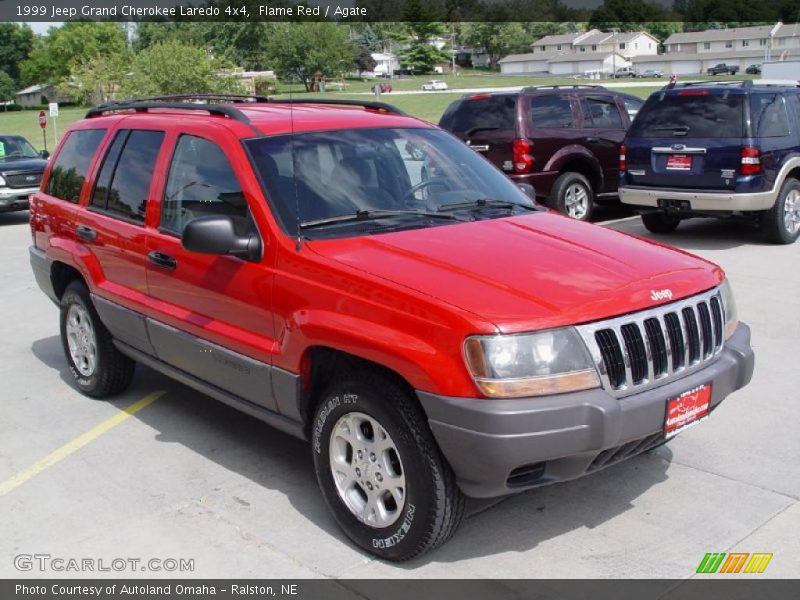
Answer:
0;24;34;85
396;22;451;74
121;40;243;97
356;46;378;75
461;23;529;71
589;0;670;28
0;71;16;110
264;23;356;91
20;22;127;86
59;51;131;104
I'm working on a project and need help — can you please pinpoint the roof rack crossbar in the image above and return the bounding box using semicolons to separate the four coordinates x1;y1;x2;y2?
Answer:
522;84;608;91
85;101;251;124
266;98;406;115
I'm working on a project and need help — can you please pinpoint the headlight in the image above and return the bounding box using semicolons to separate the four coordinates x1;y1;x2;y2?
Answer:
719;279;739;340
464;328;600;398
0;175;6;187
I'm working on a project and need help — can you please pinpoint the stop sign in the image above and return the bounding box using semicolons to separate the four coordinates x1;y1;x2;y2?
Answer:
38;110;47;129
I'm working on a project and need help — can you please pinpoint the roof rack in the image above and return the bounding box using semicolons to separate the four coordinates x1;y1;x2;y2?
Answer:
522;84;608;92
85;96;407;122
266;98;406;115
86;100;252;123
669;79;800;89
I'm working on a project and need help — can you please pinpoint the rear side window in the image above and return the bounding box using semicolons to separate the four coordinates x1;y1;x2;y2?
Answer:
580;96;624;129
162;135;246;234
622;96;645;119
750;94;790;138
529;95;574;128
46;129;106;203
91;129;165;222
629;93;745;138
440;95;516;136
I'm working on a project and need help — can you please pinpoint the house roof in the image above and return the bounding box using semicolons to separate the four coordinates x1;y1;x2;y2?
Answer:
499;51;565;64
531;30;598;47
577;31;614;46
16;83;50;95
663;23;791;45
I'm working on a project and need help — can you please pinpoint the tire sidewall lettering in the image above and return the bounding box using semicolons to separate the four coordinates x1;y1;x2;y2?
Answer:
372;503;416;549
313;392;358;454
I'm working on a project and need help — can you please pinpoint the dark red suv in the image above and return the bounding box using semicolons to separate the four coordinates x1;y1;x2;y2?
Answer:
29;95;753;561
439;85;645;220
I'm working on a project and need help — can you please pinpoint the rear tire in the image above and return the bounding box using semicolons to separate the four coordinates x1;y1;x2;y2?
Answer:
550;172;595;221
761;177;800;244
641;212;681;234
311;370;465;561
59;281;135;398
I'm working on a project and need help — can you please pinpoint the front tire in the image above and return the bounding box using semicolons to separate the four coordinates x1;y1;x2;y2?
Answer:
311;371;465;561
641;211;681;234
550;172;595;221
60;281;135;397
761;177;800;244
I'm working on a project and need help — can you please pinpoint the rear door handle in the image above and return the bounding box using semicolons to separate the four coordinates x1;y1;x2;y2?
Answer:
586;136;600;143
147;251;177;270
76;225;96;242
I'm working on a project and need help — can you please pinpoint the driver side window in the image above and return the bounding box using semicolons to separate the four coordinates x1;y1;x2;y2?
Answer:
161;135;248;234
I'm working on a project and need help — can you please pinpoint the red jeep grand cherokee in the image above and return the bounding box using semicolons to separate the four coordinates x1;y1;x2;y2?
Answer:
29;96;754;561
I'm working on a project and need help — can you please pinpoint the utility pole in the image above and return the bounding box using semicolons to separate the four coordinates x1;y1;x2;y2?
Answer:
451;25;456;76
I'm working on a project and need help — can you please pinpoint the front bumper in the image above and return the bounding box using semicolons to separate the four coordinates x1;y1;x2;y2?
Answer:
0;186;36;211
619;186;775;212
418;323;754;498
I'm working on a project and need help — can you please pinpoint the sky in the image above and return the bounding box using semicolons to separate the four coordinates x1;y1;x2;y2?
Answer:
27;22;63;34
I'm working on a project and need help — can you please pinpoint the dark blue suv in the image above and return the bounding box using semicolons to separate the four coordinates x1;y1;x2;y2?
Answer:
619;80;800;244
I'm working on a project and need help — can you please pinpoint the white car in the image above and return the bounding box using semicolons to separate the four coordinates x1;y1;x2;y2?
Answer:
421;80;448;91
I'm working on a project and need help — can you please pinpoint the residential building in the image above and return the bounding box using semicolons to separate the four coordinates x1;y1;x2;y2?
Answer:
15;84;71;108
632;22;800;75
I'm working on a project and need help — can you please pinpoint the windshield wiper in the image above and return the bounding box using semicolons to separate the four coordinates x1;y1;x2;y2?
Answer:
299;209;461;230
437;198;537;212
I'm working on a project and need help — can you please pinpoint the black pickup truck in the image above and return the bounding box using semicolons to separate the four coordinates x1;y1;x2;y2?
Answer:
707;63;740;75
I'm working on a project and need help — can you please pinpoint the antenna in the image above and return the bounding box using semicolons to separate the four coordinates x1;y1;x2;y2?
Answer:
290;78;301;252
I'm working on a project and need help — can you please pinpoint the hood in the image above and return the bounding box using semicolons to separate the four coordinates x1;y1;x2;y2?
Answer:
0;157;48;174
307;213;723;333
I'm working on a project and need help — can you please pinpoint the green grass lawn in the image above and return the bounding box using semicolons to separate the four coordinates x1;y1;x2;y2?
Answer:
0;71;737;145
0;107;86;151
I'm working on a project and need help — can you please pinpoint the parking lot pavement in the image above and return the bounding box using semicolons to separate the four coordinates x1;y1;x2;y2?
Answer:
1;212;797;579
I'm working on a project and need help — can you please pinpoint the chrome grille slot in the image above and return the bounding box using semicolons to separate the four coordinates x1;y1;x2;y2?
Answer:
577;288;726;398
620;323;647;384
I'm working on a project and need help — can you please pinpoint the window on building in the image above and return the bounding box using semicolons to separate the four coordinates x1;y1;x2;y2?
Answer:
760;39;768;46
703;42;711;50
580;46;586;52
725;41;733;48
619;42;626;50
591;45;597;51
540;45;546;51
634;43;639;49
45;129;106;203
742;40;750;47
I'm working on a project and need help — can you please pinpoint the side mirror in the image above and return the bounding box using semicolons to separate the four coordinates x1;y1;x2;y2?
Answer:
40;150;50;159
517;183;536;200
181;216;261;261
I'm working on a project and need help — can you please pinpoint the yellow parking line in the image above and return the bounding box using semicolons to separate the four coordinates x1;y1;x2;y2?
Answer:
0;390;166;497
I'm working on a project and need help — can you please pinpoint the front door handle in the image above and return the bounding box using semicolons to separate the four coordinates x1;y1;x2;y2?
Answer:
586;136;600;143
76;225;96;242
147;251;177;270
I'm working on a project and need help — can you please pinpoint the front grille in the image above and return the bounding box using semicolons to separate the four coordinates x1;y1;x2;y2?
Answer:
578;288;725;397
3;171;42;188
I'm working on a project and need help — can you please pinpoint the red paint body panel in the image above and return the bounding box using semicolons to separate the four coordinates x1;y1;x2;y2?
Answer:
30;105;726;400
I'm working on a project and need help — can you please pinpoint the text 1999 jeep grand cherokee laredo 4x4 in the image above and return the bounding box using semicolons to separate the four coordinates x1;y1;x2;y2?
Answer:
29;96;754;561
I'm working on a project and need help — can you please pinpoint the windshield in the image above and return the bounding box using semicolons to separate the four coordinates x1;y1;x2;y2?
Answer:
245;127;538;238
629;92;745;138
0;136;40;162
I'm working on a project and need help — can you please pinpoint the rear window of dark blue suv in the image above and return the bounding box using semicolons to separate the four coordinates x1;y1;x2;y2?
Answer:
629;92;745;138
